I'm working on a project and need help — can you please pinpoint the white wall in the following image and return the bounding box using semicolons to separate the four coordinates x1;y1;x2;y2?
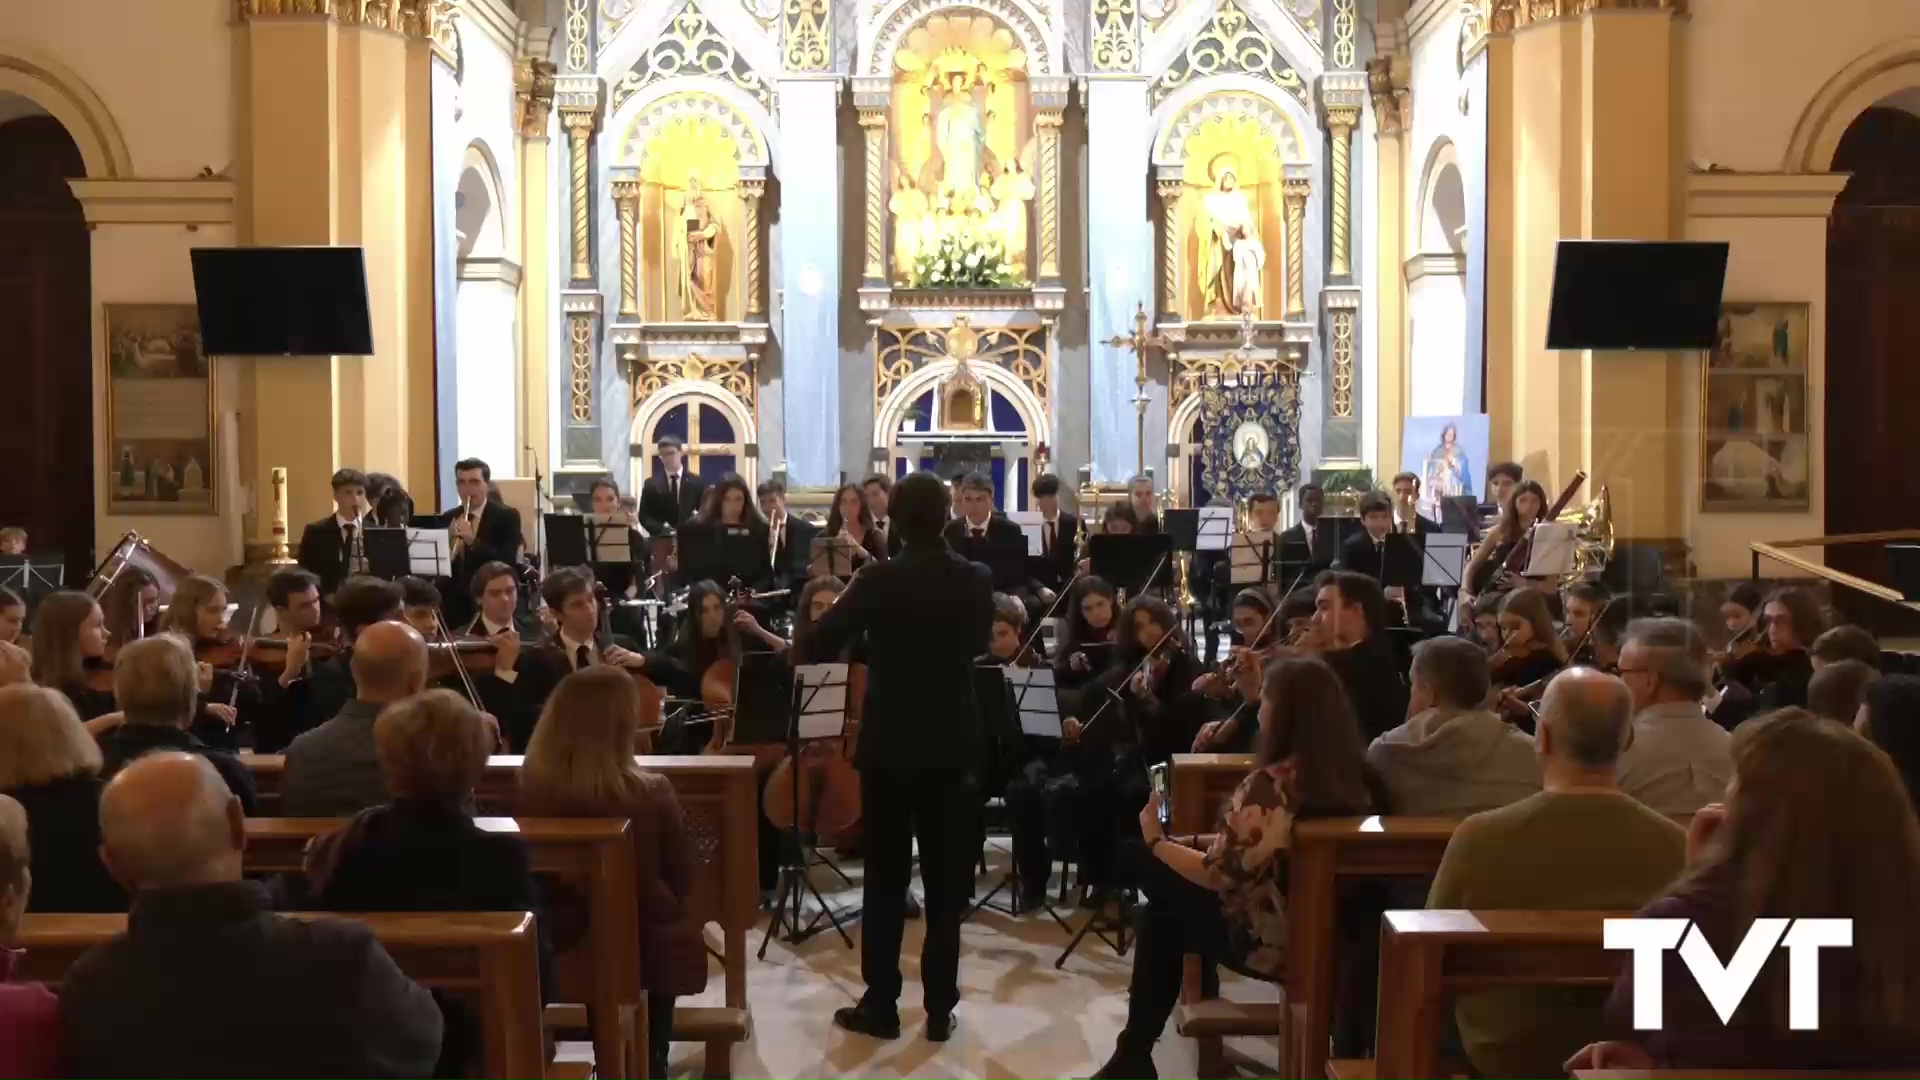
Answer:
1405;0;1478;418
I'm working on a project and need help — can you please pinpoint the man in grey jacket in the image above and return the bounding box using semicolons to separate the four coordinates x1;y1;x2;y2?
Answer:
281;620;429;817
1614;617;1731;814
1368;636;1540;815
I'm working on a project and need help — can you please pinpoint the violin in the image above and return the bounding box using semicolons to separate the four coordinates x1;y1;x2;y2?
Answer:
426;636;501;679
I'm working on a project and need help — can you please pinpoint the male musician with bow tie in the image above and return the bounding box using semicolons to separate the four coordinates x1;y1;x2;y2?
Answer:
297;468;371;598
445;458;524;622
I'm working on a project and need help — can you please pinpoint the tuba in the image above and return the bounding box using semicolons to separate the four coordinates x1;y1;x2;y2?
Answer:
1558;484;1613;584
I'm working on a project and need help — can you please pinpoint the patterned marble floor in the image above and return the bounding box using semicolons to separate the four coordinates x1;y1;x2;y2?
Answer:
666;840;1281;1079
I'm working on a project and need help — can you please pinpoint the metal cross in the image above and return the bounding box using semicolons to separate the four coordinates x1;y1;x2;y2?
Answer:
1102;303;1177;476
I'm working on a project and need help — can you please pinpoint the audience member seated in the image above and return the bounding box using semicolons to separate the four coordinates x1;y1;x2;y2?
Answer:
1858;675;1920;812
1615;618;1731;815
304;689;552;1075
1807;658;1876;725
0;686;123;913
1368;636;1539;816
1810;623;1880;671
0;794;59;1079
98;635;257;814
517;667;708;1080
0;641;28;689
1569;709;1920;1072
1428;668;1686;1079
281;620;428;817
59;753;442;1078
1090;657;1374;1079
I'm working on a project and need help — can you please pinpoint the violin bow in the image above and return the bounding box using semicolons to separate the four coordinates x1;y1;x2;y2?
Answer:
431;608;486;714
226;605;263;709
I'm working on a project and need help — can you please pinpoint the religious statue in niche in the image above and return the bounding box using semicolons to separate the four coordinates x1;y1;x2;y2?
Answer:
935;71;987;199
1199;154;1266;317
675;175;722;321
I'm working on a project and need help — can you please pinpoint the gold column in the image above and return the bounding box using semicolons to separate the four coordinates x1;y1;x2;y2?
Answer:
1326;104;1360;280
515;57;557;473
1156;177;1183;316
1283;174;1311;320
562;108;596;283
1035;111;1062;282
610;172;640;318
1330;305;1356;419
740;176;766;318
858;107;888;285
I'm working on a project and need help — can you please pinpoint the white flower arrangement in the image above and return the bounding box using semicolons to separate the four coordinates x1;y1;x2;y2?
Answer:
909;230;1023;290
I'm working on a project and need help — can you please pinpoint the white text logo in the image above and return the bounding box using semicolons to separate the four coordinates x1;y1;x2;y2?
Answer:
1603;918;1851;1031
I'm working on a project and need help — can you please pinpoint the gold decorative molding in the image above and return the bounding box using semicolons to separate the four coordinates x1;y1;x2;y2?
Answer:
1331;0;1358;68
1329;307;1355;418
1326;105;1358;279
874;322;1049;422
562;109;597;283
611;2;774;117
600;0;639;52
235;0;334;16
1151;0;1308;110
563;0;591;71
1091;0;1139;72
1366;57;1410;135
1035;109;1063;283
1170;330;1304;413
1282;176;1310;320
567;312;595;424
1156;178;1182;316
611;177;641;318
338;0;395;30
740;177;766;318
858;108;888;286
784;0;832;72
630;351;758;415
514;57;558;139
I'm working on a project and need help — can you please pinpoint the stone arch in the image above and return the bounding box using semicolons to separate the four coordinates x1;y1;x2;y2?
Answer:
1416;137;1465;254
1151;82;1315;169
865;0;1056;77
873;360;1050;448
0;48;131;178
1784;37;1920;173
629;380;757;490
456;141;507;261
611;81;773;171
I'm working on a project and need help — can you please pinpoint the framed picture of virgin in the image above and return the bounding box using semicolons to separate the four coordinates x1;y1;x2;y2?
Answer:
104;304;218;516
1701;302;1810;513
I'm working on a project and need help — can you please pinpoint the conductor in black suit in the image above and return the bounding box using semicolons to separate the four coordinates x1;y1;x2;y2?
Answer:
813;471;994;1044
638;435;706;537
297;468;372;599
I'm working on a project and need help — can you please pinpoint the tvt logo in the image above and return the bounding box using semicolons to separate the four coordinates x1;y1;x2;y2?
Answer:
1604;918;1852;1031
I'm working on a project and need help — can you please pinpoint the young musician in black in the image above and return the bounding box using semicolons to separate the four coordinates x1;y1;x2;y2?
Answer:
757;478;817;598
1126;475;1161;535
1488;589;1567;733
638;435;706;536
1389;471;1440;537
681;473;773;591
1307;570;1410;742
945;472;1032;613
811;471;994;1043
1191;588;1281;752
243;568;327;753
824;482;888;572
1053;576;1119;696
1463;478;1549;600
1110;596;1206;770
1028;473;1079;605
861;473;905;558
446;458;524;623
514;568;648;750
980;595;1055;912
297;468;370;598
1278;482;1335;575
1341;491;1433;631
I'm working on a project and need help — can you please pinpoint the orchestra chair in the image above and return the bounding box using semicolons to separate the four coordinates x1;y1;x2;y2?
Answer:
18;911;544;1080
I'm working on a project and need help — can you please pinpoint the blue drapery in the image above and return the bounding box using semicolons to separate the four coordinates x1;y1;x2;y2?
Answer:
1198;377;1302;502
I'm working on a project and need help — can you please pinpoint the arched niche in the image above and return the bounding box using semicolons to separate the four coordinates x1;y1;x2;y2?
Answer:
629;380;757;492
1784;37;1920;173
1416;138;1466;255
874;359;1047;511
0;49;131;179
864;0;1057;77
456;141;507;262
1408;137;1470;417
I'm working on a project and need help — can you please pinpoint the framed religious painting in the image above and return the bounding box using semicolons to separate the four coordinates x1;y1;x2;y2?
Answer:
1700;302;1811;513
104;304;218;516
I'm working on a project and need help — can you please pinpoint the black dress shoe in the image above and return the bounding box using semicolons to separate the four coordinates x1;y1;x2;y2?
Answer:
1086;1046;1156;1079
926;1013;955;1042
833;1004;901;1040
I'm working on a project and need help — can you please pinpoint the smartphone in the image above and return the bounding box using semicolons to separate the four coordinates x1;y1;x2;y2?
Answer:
1148;762;1172;830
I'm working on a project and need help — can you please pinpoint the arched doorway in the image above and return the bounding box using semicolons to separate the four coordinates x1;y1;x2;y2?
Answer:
454;143;518;474
0;105;93;580
1825;104;1920;625
1410;142;1468;415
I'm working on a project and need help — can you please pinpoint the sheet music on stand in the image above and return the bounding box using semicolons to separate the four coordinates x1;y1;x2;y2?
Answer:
1421;532;1469;589
1229;529;1275;585
1196;507;1234;553
1523;522;1578;579
406;528;453;577
585;514;635;565
1005;511;1046;556
1004;666;1062;738
792;663;850;740
808;535;862;579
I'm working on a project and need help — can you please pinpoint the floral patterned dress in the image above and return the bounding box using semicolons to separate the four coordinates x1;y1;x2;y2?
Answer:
1201;763;1297;978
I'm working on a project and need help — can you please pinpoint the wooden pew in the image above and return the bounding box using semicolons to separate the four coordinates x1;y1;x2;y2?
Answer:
243;753;762;1079
1168;754;1269;1077
18;911;544;1080
1575;1073;1920;1079
244;817;639;1080
1169;753;1255;834
1326;909;1626;1080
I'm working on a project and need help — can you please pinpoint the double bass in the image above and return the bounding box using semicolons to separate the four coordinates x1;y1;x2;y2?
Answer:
762;606;864;839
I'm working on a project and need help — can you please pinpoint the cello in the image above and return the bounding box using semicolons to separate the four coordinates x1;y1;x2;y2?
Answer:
762;593;864;840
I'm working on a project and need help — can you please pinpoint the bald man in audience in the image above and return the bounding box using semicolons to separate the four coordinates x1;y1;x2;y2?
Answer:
98;634;257;813
281;620;429;817
58;753;442;1078
1614;618;1732;815
1428;668;1686;1079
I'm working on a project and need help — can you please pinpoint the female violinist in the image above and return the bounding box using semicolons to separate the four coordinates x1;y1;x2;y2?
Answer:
0;586;24;649
1111;596;1205;769
1752;587;1823;711
1054;576;1119;699
1489;589;1567;733
1192;588;1281;752
1719;581;1764;649
1462;479;1552;604
29;590;115;722
688;474;773;592
1471;590;1508;652
819;482;887;575
154;574;246;746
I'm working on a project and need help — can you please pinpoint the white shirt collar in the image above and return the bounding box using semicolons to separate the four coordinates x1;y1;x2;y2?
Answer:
335;513;360;530
480;615;513;637
559;631;597;663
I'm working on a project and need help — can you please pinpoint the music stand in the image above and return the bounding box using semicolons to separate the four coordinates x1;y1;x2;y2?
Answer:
361;527;410;580
1161;509;1199;554
1195;507;1233;553
966;665;1029;921
545;514;590;571
1523;522;1578;580
976;532;1031;593
1006;510;1047;556
1440;495;1482;539
754;659;860;955
1006;666;1063;738
1228;530;1276;587
1089;533;1174;597
807;535;862;580
0;554;63;614
1422;532;1469;591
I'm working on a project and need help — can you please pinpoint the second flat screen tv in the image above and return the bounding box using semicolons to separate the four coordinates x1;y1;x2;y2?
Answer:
1545;240;1728;352
190;246;374;357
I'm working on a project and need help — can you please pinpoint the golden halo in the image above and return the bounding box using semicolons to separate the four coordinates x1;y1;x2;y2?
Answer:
1208;153;1241;184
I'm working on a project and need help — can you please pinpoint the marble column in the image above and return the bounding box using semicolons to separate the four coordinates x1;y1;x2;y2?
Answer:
1282;166;1312;320
1325;103;1361;281
515;56;557;482
556;77;603;466
739;172;766;319
1367;54;1410;472
778;75;843;484
1087;76;1156;482
609;167;640;319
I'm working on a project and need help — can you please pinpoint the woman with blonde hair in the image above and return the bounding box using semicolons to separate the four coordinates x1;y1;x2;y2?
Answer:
29;590;114;721
0;684;125;911
519;666;705;1079
1570;708;1920;1071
